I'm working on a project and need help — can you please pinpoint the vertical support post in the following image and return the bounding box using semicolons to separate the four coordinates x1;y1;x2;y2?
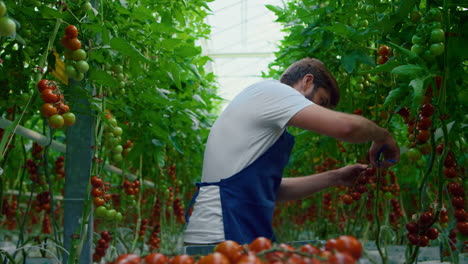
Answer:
63;81;95;264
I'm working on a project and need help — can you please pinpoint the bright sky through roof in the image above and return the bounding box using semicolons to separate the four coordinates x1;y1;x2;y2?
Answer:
202;0;286;110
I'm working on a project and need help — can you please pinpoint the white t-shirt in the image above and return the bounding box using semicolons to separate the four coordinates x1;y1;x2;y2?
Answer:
184;79;313;244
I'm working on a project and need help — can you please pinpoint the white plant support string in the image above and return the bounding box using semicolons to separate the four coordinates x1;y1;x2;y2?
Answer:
11;241;70;264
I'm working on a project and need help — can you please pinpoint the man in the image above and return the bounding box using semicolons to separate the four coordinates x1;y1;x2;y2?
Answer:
184;58;400;245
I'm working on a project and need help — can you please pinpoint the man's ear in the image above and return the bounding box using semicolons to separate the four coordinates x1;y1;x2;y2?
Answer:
304;74;314;86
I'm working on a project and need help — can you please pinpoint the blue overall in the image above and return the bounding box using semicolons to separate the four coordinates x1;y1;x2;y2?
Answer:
186;130;295;245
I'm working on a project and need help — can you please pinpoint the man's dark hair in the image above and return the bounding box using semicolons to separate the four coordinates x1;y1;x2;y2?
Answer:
279;58;340;108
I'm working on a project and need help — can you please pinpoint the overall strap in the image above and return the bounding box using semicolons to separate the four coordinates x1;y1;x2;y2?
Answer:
184;181;221;223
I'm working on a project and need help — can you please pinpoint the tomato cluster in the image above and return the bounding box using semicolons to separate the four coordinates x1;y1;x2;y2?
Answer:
112;235;363;264
376;45;391;65
438;146;468;240
410;8;445;60
0;1;16;37
103;112;127;163
1;196;18;230
42;214;51;234
123;179;140;195
406;211;439;247
93;230;112;262
104;62;128;96
147;199;161;251
139;218;149;238
91;175;123;222
173;197;185;224
54;155;65;179
61;25;90;81
37;79;76;129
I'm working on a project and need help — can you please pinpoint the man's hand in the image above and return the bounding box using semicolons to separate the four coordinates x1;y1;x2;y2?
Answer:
335;164;368;187
368;134;400;168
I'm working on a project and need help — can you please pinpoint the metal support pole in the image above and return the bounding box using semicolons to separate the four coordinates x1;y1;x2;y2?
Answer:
62;81;95;264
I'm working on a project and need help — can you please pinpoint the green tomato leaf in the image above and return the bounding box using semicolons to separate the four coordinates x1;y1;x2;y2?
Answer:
88;69;119;87
341;50;374;73
325;23;355;37
38;6;63;19
392;64;424;77
383;88;405;108
360;60;402;74
110;37;150;62
409;78;425;117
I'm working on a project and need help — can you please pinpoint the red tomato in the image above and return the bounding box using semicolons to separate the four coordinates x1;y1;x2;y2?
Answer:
457;222;468;236
57;103;70;114
41;89;59;103
420;104;434;117
144;253;168;264
418;235;429;247
342;194;353;205
325;238;337;251
378;45;391;56
115;254;142;264
416;130;430;143
214;240;243;263
328;252;356;264
68;38;82;51
37;79;56;93
198;252;230;264
40;103;58;118
236;254;262;264
377;56;388;64
416;116;432;130
335;235;363;260
425;227;439;240
65;25;78;38
447;182;464;197
300;244;320;255
171;255;194;264
248;237;272;253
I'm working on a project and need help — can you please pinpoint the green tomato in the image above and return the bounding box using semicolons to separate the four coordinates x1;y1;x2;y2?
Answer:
74;72;85;81
118;81;125;88
65;64;78;78
430;28;445;43
76;60;89;73
105;209;117;220
112;126;123;136
49;114;64;129
411;35;425;45
63;112;76;126
115;212;123;222
109;136;120;146
0;17;16;36
427;8;442;22
411;44;424;55
72;49;87;61
0;2;6;17
410;10;421;23
108;117;117;127
430;42;445;56
384;192;393;200
82;2;92;12
95;205;107;218
112;153;123;162
407;148;422;162
113;65;123;73
116;73;125;81
112;144;123;154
